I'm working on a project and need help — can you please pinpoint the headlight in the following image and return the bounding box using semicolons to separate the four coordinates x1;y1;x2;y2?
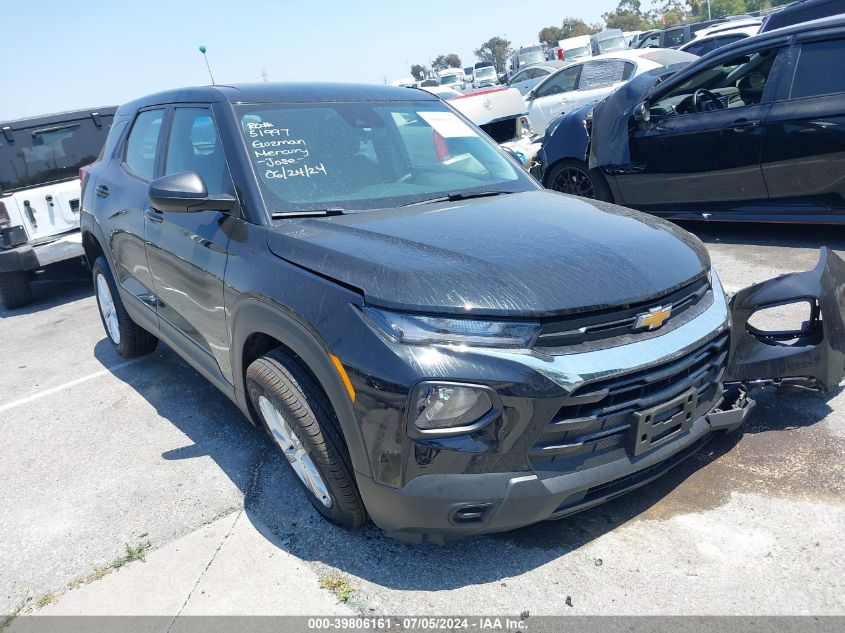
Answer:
362;307;539;348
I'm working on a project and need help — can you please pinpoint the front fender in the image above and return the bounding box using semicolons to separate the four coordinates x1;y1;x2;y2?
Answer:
229;297;372;477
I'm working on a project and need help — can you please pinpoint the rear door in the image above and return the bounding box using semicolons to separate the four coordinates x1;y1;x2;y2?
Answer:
144;105;234;380
0;110;113;241
93;107;166;309
760;35;845;216
527;64;583;133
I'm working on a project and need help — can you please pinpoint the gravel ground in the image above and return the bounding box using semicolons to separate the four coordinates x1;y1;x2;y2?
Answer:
1;222;843;617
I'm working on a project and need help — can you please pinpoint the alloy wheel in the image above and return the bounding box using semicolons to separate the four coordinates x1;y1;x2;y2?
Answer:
552;166;597;198
258;395;333;508
96;273;121;344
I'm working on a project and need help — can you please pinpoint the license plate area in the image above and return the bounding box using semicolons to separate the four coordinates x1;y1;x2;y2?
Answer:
628;389;697;456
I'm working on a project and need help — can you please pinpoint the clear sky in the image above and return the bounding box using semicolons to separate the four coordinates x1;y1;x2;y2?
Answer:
2;0;620;121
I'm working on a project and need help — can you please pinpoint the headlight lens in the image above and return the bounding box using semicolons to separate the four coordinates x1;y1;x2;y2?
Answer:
362;307;539;348
413;383;494;431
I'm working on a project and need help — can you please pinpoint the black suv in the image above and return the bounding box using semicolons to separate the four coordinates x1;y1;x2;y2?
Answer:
540;16;845;224
80;83;845;541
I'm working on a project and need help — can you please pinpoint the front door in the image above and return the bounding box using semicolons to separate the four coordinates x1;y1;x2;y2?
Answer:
615;46;785;215
527;64;582;133
144;105;235;381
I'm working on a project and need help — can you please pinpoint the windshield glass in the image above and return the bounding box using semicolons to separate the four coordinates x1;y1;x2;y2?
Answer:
518;51;545;67
565;46;591;59
236;101;531;214
439;74;462;85
475;67;496;79
596;36;627;53
0;114;113;193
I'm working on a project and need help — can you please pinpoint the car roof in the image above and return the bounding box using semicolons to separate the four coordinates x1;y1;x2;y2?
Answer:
1;106;117;129
117;82;438;116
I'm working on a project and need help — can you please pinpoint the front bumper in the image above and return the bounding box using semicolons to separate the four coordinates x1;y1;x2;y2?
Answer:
0;231;83;273
360;388;753;542
345;272;738;540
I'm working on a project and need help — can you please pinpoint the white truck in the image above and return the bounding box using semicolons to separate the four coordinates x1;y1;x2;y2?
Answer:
0;107;115;308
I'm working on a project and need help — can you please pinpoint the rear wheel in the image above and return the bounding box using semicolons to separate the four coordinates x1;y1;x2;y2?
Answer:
546;159;613;202
0;271;32;310
92;256;157;358
246;349;366;529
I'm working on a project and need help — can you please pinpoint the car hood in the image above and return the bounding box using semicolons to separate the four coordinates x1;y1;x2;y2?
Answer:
266;190;710;317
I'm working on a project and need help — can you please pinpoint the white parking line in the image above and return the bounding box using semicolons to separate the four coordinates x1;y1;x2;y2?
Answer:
0;358;144;415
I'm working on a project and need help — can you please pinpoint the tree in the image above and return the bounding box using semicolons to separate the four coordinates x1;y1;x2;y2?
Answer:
603;0;650;31
653;0;689;27
474;36;512;74
538;25;564;47
431;53;462;72
709;0;749;18
559;18;601;38
410;64;428;81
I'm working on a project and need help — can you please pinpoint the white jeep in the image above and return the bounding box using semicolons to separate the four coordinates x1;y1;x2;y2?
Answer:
0;107;115;308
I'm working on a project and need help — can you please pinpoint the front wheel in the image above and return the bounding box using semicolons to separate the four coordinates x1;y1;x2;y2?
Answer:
246;349;367;529
545;159;613;202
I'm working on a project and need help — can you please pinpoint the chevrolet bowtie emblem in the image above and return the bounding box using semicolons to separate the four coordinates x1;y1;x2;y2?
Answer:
635;305;672;330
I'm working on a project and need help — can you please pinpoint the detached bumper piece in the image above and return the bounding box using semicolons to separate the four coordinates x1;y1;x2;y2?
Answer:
726;247;845;390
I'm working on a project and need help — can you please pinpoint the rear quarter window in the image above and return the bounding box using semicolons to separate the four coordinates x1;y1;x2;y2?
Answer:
123;109;164;180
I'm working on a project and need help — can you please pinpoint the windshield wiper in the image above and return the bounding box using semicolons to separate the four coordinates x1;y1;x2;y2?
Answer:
401;190;517;207
271;208;345;219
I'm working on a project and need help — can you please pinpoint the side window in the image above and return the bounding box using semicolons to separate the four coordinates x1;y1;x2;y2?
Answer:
536;65;581;98
651;48;781;116
791;39;845;99
663;29;686;48
164;107;232;196
511;69;530;83
578;60;634;90
532;68;550;79
123;109;164;180
641;32;660;48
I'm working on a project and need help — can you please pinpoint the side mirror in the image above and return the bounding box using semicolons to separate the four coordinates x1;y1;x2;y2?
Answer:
148;171;237;213
633;101;651;125
527;89;536;101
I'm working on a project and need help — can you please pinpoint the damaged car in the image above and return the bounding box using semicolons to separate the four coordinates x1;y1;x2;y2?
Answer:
80;82;845;542
538;15;845;223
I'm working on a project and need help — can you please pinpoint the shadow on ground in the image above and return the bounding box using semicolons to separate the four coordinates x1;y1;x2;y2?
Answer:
96;336;841;593
0;259;91;318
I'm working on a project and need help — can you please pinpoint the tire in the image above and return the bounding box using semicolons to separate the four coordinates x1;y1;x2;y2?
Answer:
246;349;367;529
91;256;158;358
0;270;32;310
545;159;613;202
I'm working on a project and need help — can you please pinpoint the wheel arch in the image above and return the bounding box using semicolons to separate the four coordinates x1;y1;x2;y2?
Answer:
230;298;372;478
81;230;105;270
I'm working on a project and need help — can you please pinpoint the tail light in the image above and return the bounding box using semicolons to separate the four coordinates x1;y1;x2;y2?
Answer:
0;201;10;228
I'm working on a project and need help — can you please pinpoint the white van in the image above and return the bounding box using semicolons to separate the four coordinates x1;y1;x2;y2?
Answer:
0;107;115;308
557;35;592;61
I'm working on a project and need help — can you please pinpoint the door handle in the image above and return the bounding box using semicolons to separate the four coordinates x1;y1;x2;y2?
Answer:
729;119;760;132
95;184;110;198
144;207;164;223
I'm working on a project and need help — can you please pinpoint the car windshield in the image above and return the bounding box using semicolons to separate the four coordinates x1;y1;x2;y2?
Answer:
565;46;591;59
0;114;113;193
440;74;462;85
596;36;627;53
475;67;496;79
236;100;532;214
519;51;545;66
